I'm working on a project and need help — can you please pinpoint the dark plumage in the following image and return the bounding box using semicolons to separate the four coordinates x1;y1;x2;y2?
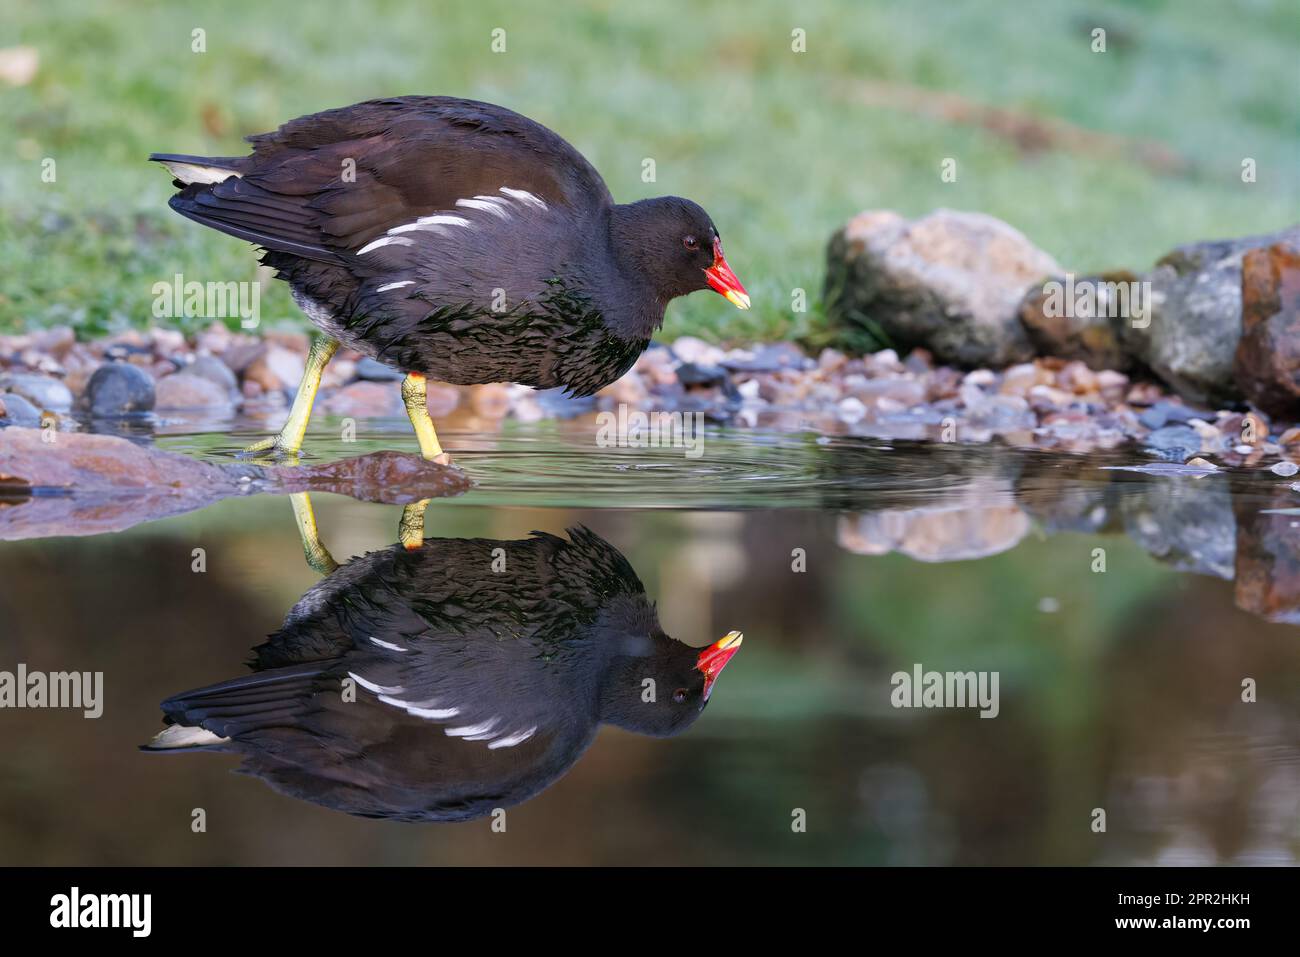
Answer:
151;96;750;398
143;527;743;823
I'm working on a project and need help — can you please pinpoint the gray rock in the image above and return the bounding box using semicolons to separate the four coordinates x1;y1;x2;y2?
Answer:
355;357;405;382
825;209;1061;366
1122;225;1300;404
1144;425;1203;461
0;372;74;411
79;362;155;416
186;354;239;397
0;393;42;428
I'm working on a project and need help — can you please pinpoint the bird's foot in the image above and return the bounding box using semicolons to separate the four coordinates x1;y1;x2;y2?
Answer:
239;435;303;466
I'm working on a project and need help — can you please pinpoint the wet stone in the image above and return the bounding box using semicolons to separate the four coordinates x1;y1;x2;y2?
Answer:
79;362;155;416
0;372;74;411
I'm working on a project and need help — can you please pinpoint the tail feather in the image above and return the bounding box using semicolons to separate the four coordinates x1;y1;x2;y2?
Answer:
142;664;326;753
148;152;244;185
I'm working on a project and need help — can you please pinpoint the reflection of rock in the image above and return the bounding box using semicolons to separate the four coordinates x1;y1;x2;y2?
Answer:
1121;475;1236;579
0;428;469;540
825;209;1059;366
837;478;1030;562
1015;456;1116;534
1123;226;1300;404
1234;242;1300;419
1233;484;1300;624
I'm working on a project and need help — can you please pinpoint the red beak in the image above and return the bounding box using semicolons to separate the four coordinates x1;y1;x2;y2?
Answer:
696;631;744;701
703;237;751;309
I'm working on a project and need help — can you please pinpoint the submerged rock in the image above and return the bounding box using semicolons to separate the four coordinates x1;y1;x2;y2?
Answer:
824;209;1061;367
1234;242;1300;419
79;361;155;416
0;428;470;540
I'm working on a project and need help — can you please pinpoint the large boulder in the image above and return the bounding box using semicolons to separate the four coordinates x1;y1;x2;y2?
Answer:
1234;242;1300;419
1122;225;1300;405
825;209;1061;367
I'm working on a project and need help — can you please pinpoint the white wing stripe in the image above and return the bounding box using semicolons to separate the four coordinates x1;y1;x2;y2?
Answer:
488;726;537;749
356;236;415;256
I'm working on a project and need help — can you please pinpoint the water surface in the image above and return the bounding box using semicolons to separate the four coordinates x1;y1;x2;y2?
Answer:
1;419;1297;864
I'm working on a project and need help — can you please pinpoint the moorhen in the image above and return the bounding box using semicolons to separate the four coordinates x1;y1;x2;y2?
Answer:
150;96;751;460
142;523;743;822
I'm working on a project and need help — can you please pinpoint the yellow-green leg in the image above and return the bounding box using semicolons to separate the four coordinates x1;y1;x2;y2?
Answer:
399;497;430;551
401;372;449;462
244;336;339;458
289;492;338;575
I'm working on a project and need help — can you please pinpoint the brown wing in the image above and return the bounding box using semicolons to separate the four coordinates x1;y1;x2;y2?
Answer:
159;96;613;268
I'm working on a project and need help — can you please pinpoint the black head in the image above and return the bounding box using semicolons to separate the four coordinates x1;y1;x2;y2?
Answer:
609;197;750;308
598;628;744;737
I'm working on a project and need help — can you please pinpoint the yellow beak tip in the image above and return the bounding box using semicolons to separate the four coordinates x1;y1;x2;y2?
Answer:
725;291;752;310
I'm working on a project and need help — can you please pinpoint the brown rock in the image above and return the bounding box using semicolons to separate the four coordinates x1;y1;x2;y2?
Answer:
470;383;512;419
245;344;305;393
425;382;460;417
321;381;405;418
155;372;234;410
825;209;1061;366
1234;242;1300;420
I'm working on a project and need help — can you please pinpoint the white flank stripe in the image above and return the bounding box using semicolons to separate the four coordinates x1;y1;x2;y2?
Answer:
368;635;407;650
377;695;459;720
456;196;511;219
499;187;547;210
347;671;404;695
356;236;415;256
487;726;537;750
446;719;499;739
375;281;414;294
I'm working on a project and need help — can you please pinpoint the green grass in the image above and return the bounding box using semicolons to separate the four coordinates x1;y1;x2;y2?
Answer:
2;0;1296;346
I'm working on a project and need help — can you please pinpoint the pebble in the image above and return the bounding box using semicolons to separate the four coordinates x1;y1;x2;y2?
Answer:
1270;461;1299;477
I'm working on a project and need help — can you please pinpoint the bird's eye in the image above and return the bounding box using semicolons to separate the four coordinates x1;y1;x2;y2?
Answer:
672;688;688;703
683;236;699;251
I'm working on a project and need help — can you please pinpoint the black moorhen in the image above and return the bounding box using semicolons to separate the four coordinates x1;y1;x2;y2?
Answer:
142;526;743;822
150;96;751;460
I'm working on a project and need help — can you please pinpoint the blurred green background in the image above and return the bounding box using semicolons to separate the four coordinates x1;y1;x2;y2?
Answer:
2;0;1297;343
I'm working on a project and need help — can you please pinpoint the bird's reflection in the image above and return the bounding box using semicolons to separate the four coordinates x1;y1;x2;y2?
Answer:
144;496;742;822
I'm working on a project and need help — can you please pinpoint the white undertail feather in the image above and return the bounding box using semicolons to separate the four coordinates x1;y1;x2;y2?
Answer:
148;725;231;749
158;160;242;185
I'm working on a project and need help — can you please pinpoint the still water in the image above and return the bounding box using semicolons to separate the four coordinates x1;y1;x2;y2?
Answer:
1;418;1298;864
